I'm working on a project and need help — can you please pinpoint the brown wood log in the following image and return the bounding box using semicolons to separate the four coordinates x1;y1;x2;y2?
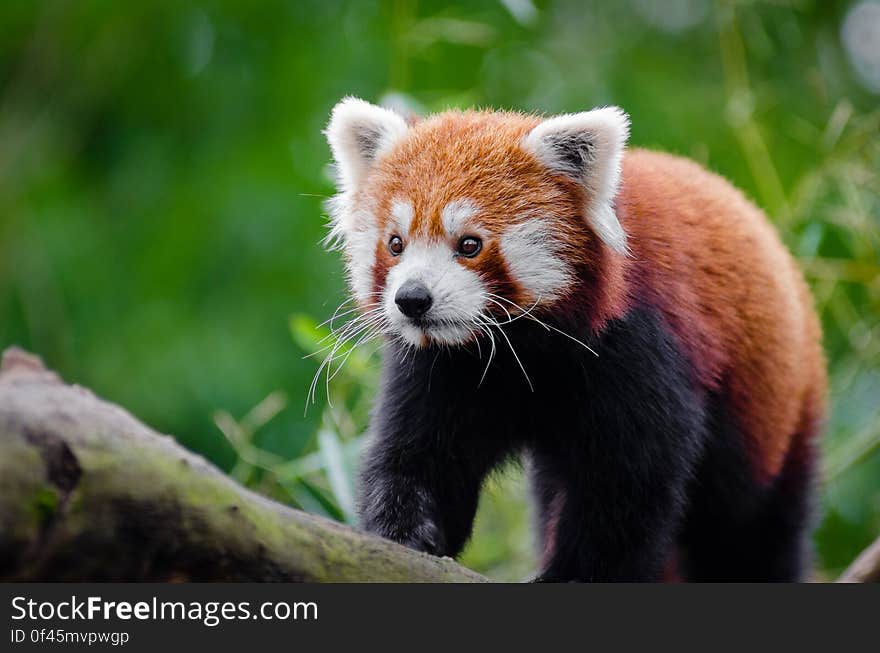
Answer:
0;347;486;582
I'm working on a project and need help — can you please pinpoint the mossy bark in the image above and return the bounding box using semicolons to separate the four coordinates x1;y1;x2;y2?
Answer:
0;347;486;582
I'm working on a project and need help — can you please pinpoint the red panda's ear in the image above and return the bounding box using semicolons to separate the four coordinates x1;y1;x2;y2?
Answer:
522;107;630;254
324;97;409;191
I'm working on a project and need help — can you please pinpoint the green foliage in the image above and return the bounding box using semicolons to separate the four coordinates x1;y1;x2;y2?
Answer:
1;0;877;580
213;315;372;522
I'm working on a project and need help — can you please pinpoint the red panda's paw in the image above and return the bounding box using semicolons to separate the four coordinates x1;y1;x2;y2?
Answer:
399;519;446;557
366;516;446;557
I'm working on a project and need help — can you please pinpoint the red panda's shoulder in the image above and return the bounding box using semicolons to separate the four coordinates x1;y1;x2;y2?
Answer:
616;147;778;255
619;148;747;215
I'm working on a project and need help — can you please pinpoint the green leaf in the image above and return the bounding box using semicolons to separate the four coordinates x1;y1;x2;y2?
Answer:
318;427;357;523
295;478;345;522
289;314;329;354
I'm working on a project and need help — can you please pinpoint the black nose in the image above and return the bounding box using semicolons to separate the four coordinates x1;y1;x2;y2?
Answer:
395;281;433;319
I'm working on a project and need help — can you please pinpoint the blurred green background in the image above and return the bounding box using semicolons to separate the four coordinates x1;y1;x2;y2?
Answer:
1;0;878;580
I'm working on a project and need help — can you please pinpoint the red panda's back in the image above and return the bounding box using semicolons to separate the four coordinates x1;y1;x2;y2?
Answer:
617;149;825;481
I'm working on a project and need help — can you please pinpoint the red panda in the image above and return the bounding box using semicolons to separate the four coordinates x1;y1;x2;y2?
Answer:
323;97;826;581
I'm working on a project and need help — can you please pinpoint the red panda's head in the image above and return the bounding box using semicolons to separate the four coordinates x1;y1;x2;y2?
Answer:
324;98;629;348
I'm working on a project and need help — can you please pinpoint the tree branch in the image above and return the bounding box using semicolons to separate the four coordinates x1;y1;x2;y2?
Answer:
0;347;486;582
837;536;880;583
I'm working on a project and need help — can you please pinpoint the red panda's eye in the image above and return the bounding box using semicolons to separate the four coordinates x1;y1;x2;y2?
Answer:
457;236;482;258
388;235;404;256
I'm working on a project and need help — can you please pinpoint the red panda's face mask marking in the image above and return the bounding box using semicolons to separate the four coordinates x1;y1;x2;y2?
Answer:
323;98;630;347
376;196;497;346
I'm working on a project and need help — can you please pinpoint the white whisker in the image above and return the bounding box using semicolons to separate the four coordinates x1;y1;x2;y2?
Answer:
485;292;597;357
305;304;388;413
474;320;497;387
476;313;533;392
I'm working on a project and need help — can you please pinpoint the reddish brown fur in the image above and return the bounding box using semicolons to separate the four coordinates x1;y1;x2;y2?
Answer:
617;151;826;481
359;110;826;483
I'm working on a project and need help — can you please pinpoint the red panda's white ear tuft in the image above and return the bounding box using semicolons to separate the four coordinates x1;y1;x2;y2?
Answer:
523;107;630;254
324;97;409;191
